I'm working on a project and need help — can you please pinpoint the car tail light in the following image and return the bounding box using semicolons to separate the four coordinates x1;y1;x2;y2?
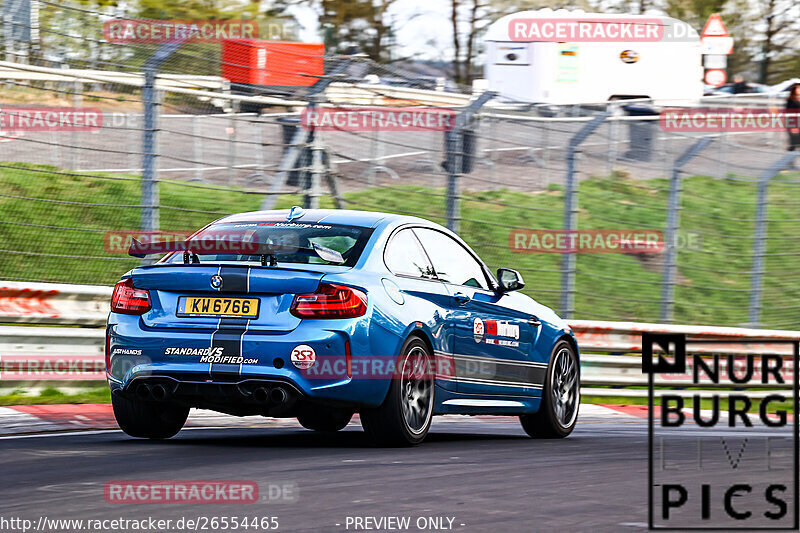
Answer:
111;278;151;315
290;283;367;319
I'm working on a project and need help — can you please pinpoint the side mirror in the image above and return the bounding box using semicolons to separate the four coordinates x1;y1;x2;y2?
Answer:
497;268;524;292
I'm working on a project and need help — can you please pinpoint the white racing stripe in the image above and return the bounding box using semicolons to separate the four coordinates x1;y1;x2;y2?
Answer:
239;266;251;376
209;265;223;377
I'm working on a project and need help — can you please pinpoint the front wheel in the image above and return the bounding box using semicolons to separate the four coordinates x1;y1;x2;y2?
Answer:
112;393;189;439
360;336;434;446
520;340;579;438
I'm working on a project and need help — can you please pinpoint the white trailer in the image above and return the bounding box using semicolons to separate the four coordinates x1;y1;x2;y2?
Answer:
484;9;703;105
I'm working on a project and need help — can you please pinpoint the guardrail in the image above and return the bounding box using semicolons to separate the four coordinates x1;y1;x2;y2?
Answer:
0;61;470;109
0;281;111;326
0;64;230;91
574;320;797;398
0;282;797;396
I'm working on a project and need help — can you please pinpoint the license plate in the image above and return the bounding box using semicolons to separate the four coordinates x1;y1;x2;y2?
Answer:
177;297;259;318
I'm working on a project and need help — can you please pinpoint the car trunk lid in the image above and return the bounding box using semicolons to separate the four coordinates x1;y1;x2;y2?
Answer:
130;264;324;332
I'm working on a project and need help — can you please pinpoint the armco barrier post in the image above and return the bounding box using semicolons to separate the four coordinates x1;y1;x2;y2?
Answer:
748;152;799;326
445;91;495;232
560;113;608;319
660;136;712;322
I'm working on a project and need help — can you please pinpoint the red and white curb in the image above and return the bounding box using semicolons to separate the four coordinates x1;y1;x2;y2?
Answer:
0;403;641;437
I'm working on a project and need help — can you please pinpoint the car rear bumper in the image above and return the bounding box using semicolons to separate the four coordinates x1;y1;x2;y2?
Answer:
107;313;396;410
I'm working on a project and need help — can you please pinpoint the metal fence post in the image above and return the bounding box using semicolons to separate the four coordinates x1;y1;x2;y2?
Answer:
606;113;618;176
141;43;181;244
142;70;160;235
560;113;608;319
227;113;236;186
192;115;202;182
444;126;463;232
748;152;799;326
660;136;712;322
69;80;81;170
445;91;496;232
256;119;265;180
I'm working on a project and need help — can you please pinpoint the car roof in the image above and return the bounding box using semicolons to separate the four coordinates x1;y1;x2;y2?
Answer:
216;208;433;229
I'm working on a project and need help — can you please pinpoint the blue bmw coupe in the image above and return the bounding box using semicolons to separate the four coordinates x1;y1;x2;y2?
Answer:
107;208;580;445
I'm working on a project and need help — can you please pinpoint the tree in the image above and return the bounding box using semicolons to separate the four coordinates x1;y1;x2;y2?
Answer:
274;0;397;62
37;0;121;67
128;0;301;75
448;0;592;85
751;0;799;83
663;0;727;26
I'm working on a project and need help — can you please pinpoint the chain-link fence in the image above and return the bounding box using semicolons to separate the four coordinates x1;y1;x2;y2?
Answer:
1;1;799;330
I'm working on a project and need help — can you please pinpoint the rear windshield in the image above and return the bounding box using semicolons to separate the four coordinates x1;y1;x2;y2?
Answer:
162;221;373;267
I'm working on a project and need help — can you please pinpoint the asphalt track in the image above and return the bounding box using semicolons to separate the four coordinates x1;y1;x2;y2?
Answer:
0;410;794;533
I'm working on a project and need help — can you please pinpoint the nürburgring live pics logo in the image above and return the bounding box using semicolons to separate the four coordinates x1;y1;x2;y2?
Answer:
644;333;799;530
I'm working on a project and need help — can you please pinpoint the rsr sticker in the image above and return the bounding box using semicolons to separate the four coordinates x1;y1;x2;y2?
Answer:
473;317;485;343
291;344;316;369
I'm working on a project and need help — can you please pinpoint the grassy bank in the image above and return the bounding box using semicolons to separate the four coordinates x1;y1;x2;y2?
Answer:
4;163;798;327
0;387;111;406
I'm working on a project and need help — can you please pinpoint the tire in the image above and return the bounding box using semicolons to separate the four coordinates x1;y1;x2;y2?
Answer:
297;406;353;432
112;393;189;439
520;340;580;438
360;336;435;446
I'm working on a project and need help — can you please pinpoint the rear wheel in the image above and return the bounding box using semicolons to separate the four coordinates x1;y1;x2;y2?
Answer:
520;340;579;438
297;406;353;432
360;337;434;446
112;393;189;439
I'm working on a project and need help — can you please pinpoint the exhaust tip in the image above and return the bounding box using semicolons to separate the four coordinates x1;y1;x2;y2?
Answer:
253;387;269;404
151;384;168;401
270;387;289;405
135;383;151;400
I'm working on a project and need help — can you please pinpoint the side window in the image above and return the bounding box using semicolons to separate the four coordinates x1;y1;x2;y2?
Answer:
413;228;489;290
384;229;434;278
